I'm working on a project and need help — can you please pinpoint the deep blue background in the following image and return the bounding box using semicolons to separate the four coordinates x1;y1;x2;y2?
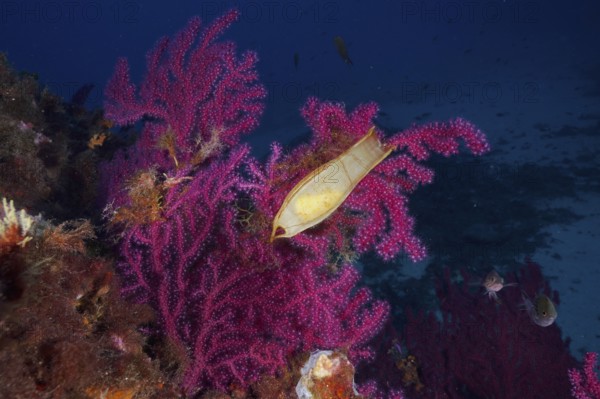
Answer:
1;0;598;148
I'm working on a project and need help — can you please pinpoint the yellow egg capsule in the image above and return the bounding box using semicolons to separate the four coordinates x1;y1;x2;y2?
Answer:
271;127;394;241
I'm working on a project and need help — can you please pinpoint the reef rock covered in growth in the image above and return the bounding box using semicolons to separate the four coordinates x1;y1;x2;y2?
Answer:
0;54;177;398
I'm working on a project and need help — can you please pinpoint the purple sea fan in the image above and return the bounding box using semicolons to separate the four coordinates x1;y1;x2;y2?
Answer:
102;9;266;208
111;142;390;394
100;9;492;395
105;9;265;153
114;147;283;392
101;10;392;394
569;352;600;399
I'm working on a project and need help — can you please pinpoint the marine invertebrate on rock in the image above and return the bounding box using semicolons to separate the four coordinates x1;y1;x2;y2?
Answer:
42;219;95;254
0;197;36;255
296;350;360;399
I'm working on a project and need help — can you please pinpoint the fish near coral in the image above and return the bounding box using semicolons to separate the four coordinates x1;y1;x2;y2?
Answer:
522;292;557;327
397;354;424;393
481;269;517;302
333;36;353;66
87;132;108;150
271;127;394;241
388;340;424;392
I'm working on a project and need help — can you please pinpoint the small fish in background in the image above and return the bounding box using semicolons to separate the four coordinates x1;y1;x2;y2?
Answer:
388;340;424;393
522;292;558;327
293;52;299;70
333;35;353;66
482;270;517;302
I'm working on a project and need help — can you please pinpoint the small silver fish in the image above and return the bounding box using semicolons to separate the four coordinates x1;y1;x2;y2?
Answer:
482;270;516;302
522;292;557;327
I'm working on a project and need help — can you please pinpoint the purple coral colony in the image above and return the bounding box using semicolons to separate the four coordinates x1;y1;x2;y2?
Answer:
0;9;598;399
